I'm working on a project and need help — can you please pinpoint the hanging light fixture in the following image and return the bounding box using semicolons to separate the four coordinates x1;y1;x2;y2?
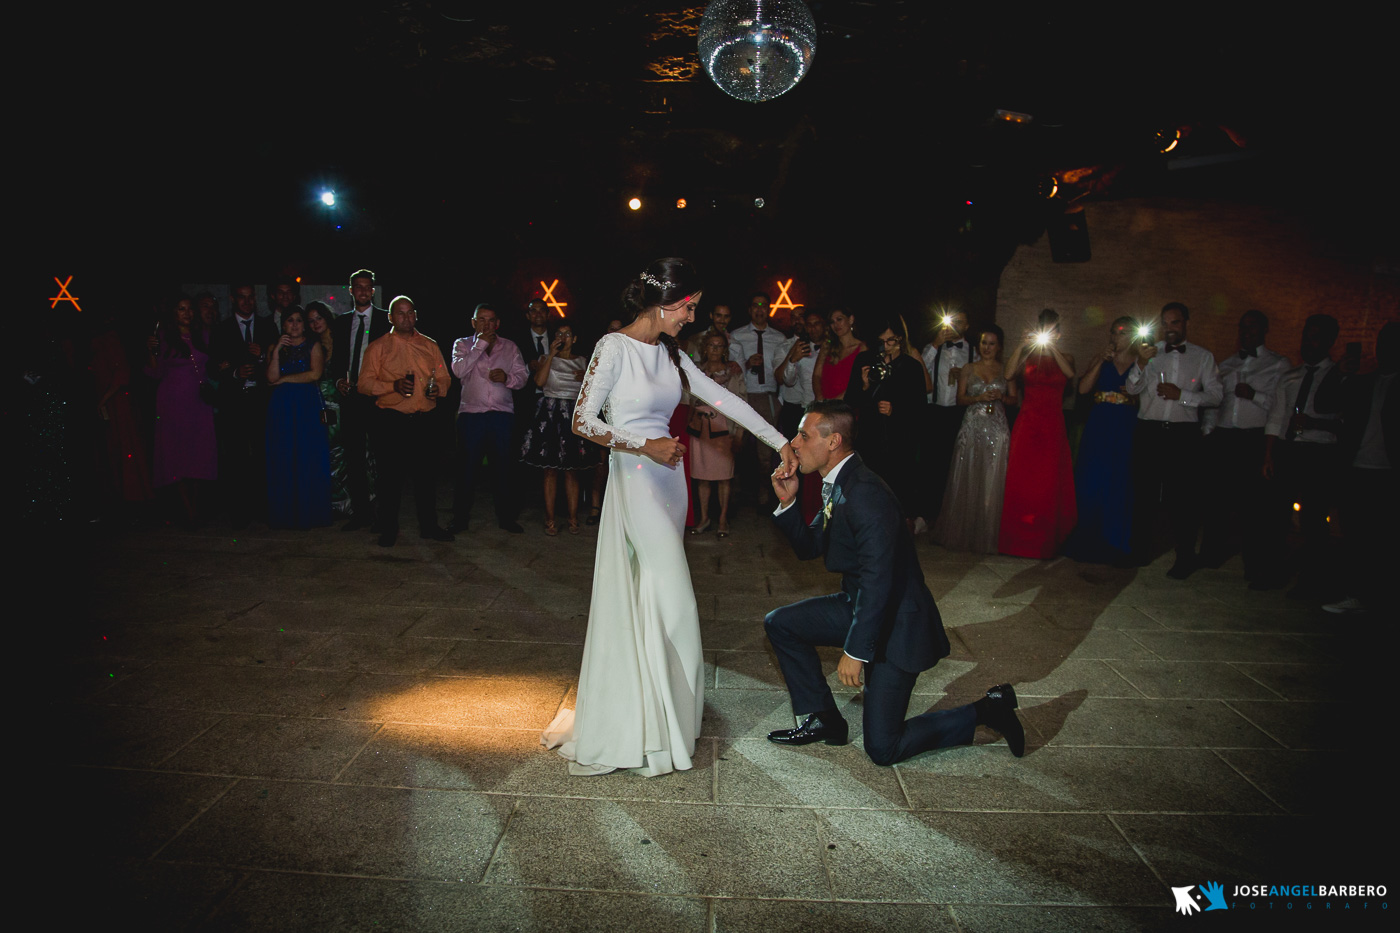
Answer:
698;0;817;103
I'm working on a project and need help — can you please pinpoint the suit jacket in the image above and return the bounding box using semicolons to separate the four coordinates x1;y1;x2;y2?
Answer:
774;454;951;673
1316;366;1399;467
328;306;390;383
210;314;280;399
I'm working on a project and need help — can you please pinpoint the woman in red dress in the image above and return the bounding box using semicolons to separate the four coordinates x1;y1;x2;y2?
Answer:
812;309;865;401
998;309;1077;558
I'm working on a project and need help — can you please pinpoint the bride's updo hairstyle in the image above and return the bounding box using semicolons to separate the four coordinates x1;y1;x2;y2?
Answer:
621;257;699;391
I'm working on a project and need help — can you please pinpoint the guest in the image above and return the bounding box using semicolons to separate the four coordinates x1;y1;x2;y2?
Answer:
812;309;864;401
845;316;927;521
729;292;787;505
1063;316;1139;564
775;309;828;521
688;333;746;536
209;283;278;527
933;325;1012;552
1123;302;1223;578
145;296;217;526
358;296;453;547
450;303;529;534
1198;310;1289;575
998;309;1077;559
1259;314;1343;596
685;302;734;362
1316;322;1398;614
520;324;594;535
920;310;972;523
328;269;389;531
194;292;219;346
264;307;332;529
305;300;354;516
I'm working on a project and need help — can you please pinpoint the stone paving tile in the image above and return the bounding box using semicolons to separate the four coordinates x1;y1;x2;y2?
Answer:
344;725;716;802
161;714;382;780
206;874;711;933
818;810;1162;905
91;592;262;626
714;646;839;690
1213;748;1366;815
1136;601;1322;633
1227;662;1348;702
954;622;1159;661
1044;698;1280;748
89;859;242;931
702;688;855;740
1110;813;1359;880
65;767;236;859
435;640;584;682
896;746;1278;813
1033;603;1164;631
1104;661;1281;700
715;899;956;933
314;671;567;729
697;617;775;651
495;585;596;614
714;593;784;621
96;662;359;717
65;704;224;768
1123;631;1336;664
232;599;429;636
690;573;774;595
161;780;513;881
715;738;908;808
296;633;458;674
485;798;831;898
1224;700;1349;750
407;608;588;643
950;906;1173;932
99;623;327;667
378;582;505;609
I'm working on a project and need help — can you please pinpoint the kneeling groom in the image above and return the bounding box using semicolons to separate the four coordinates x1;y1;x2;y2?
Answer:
765;400;1025;765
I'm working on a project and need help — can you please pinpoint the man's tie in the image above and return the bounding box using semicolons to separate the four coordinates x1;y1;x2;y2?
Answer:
536;334;545;357
350;313;366;381
1166;343;1186;353
946;341;964;350
242;319;252;344
1239;347;1258;359
756;329;765;384
1295;365;1318;414
820;480;833;526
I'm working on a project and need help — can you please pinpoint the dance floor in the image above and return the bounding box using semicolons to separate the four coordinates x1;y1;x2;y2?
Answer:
53;495;1382;931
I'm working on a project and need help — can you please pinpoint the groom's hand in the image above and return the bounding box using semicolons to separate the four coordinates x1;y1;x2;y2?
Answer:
837;654;864;687
771;467;798;507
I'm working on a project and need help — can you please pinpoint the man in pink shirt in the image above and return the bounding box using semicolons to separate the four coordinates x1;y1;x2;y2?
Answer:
450;303;529;533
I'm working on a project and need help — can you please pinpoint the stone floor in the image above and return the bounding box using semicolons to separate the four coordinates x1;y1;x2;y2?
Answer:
48;495;1390;931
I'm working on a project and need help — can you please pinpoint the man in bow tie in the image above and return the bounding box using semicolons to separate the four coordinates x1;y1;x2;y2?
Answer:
1124;302;1223;577
921;311;971;527
1200;310;1289;575
763;400;1025;765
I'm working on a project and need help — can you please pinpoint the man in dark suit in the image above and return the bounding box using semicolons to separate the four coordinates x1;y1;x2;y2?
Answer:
209;283;279;527
328;268;391;530
765;400;1025;765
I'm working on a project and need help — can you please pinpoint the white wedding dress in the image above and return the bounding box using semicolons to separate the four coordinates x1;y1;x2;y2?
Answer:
541;333;787;776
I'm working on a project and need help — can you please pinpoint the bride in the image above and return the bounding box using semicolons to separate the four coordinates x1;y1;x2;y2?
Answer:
542;258;796;775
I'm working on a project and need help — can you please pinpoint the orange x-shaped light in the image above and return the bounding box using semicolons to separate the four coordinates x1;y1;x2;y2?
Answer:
772;278;803;312
540;279;568;316
50;275;81;311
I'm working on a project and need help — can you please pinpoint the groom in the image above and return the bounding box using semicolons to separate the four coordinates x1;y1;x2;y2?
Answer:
765;400;1025;765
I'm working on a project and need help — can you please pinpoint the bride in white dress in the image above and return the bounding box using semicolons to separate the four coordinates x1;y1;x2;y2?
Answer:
541;258;795;776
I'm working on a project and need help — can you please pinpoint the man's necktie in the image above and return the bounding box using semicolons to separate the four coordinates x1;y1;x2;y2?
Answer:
242;319;252;344
820;480;833;526
946;341;964;350
350;314;366;381
1166;343;1186;353
1295;365;1318;414
756;329;766;384
536;335;545;357
1239;347;1258;359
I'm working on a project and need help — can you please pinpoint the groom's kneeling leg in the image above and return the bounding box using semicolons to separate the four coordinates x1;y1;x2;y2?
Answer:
861;664;978;766
764;594;851;715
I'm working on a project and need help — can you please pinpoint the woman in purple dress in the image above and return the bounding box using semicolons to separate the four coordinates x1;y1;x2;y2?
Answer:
145;296;217;526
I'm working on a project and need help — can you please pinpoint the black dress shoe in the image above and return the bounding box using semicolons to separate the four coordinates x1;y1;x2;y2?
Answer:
448;520;470;534
498;521;525;534
343;514;372;532
419;526;454;542
377;530;397;548
1166;559;1197;580
767;711;849;747
974;684;1025;757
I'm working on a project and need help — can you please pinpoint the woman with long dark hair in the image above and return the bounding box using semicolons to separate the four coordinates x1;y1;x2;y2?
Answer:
264;306;332;528
542;258;796;777
144;295;217;525
520;323;595;535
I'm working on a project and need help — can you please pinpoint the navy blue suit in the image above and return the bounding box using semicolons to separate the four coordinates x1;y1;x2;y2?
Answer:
766;454;975;765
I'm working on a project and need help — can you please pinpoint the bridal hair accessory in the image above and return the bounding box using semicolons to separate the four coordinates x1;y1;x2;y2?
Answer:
641;272;676;290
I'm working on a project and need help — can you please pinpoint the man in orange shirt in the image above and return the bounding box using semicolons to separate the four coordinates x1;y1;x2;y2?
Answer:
358;296;453;547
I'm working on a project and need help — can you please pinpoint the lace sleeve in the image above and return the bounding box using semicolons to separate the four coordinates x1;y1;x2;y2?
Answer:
681;354;788;451
574;334;647;450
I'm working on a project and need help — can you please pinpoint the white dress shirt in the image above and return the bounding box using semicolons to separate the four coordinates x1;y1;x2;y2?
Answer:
729;323;787;395
921;340;971;407
777;336;819;407
1265;357;1339;444
1124;341;1223;422
1202;346;1290;432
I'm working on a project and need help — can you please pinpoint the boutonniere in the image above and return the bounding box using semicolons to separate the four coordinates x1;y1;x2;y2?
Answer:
822;499;834;526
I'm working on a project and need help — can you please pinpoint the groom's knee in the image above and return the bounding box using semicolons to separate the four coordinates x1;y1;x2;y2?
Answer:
763;604;797;640
863;735;900;767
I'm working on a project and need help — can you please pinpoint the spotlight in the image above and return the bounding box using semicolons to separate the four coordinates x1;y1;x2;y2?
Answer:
676;198;687;209
628;198;642;211
321;191;336;206
1293;502;1302;512
754;197;765;209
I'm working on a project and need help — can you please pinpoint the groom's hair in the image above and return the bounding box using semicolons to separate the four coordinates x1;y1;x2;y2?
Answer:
805;400;857;449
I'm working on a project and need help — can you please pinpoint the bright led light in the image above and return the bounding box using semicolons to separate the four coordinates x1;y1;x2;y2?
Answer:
321;191;336;206
941;315;954;328
628;198;642;211
676;198;687;209
1034;331;1051;346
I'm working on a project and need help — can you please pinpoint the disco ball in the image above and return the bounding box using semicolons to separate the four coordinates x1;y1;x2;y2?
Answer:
698;0;817;103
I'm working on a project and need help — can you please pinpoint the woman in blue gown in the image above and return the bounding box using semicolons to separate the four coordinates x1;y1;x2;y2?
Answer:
1064;316;1139;563
265;307;332;529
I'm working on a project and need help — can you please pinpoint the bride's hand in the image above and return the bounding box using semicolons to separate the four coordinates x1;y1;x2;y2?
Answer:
775;443;798;479
643;435;686;467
